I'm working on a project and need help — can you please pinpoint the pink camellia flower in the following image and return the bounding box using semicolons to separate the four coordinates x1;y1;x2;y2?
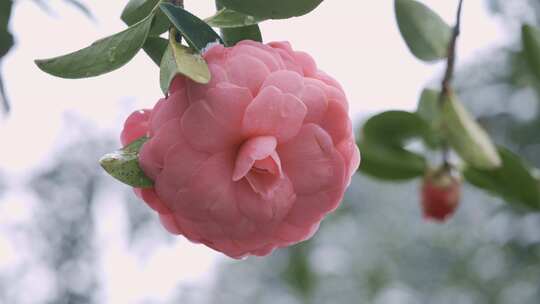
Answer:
120;40;360;258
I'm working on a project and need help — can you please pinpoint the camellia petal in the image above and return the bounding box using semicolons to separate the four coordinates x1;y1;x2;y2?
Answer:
181;84;252;152
278;124;346;195
120;109;151;146
242;86;307;143
149;90;189;135
119;40;359;258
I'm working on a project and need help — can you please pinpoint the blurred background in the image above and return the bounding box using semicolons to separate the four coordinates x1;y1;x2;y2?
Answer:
1;0;540;303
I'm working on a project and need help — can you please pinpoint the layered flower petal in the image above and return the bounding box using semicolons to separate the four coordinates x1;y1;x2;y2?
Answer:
138;118;183;179
182;84;252;152
226;55;270;95
120;40;359;258
242;86;307;143
261;70;303;96
233;136;279;181
120;109;151;146
278;124;346;195
149;90;189;135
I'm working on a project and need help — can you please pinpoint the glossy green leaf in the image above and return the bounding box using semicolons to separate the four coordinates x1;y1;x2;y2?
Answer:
121;0;159;26
149;10;172;36
395;0;452;62
522;24;540;81
441;93;502;169
121;0;169;36
219;0;323;19
160;37;211;94
35;15;153;78
159;3;223;52
159;46;176;94
170;42;210;85
159;46;178;95
464;148;540;210
215;0;262;45
120;0;168;64
221;25;262;46
205;8;264;28
359;111;435;181
100;136;154;188
143;36;168;66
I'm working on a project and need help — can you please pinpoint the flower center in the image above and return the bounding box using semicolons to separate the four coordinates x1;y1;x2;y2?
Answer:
232;136;284;197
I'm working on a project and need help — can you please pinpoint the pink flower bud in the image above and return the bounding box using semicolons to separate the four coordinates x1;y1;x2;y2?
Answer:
421;168;461;222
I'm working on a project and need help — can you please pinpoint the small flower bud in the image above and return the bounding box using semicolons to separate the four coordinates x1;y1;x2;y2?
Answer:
421;167;461;222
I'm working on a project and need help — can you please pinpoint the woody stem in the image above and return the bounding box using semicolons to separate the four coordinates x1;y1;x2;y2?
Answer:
439;0;464;169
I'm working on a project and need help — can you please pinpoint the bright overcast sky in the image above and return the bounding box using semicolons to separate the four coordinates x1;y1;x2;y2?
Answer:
0;1;506;302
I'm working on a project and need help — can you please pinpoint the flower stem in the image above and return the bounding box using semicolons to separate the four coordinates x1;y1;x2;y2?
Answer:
441;0;464;96
439;0;464;168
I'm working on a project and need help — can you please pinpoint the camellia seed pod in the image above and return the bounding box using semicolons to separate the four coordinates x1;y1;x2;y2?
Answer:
421;167;461;222
120;40;360;258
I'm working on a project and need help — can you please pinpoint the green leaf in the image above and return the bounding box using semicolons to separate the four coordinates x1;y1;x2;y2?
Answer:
143;36;168;66
416;88;440;125
441;92;502;169
215;0;262;45
121;0;159;26
100;136;154;188
205;8;264;28
218;0;323;19
159;46;176;94
363;110;437;147
0;0;14;58
121;0;168;65
121;0;169;36
522;24;540;81
358;111;435;181
160;36;211;94
464;148;540;210
221;25;262;46
35;15;153;79
282;243;316;298
149;9;172;36
159;3;223;52
359;141;427;181
394;0;452;62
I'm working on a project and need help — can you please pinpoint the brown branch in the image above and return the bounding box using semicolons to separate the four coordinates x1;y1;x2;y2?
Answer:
439;0;464;168
441;0;464;96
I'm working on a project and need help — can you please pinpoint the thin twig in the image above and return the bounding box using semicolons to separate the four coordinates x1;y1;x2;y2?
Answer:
439;0;464;168
441;0;464;96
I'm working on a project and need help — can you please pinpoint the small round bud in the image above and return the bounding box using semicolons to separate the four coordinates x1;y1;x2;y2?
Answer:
421;167;461;222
